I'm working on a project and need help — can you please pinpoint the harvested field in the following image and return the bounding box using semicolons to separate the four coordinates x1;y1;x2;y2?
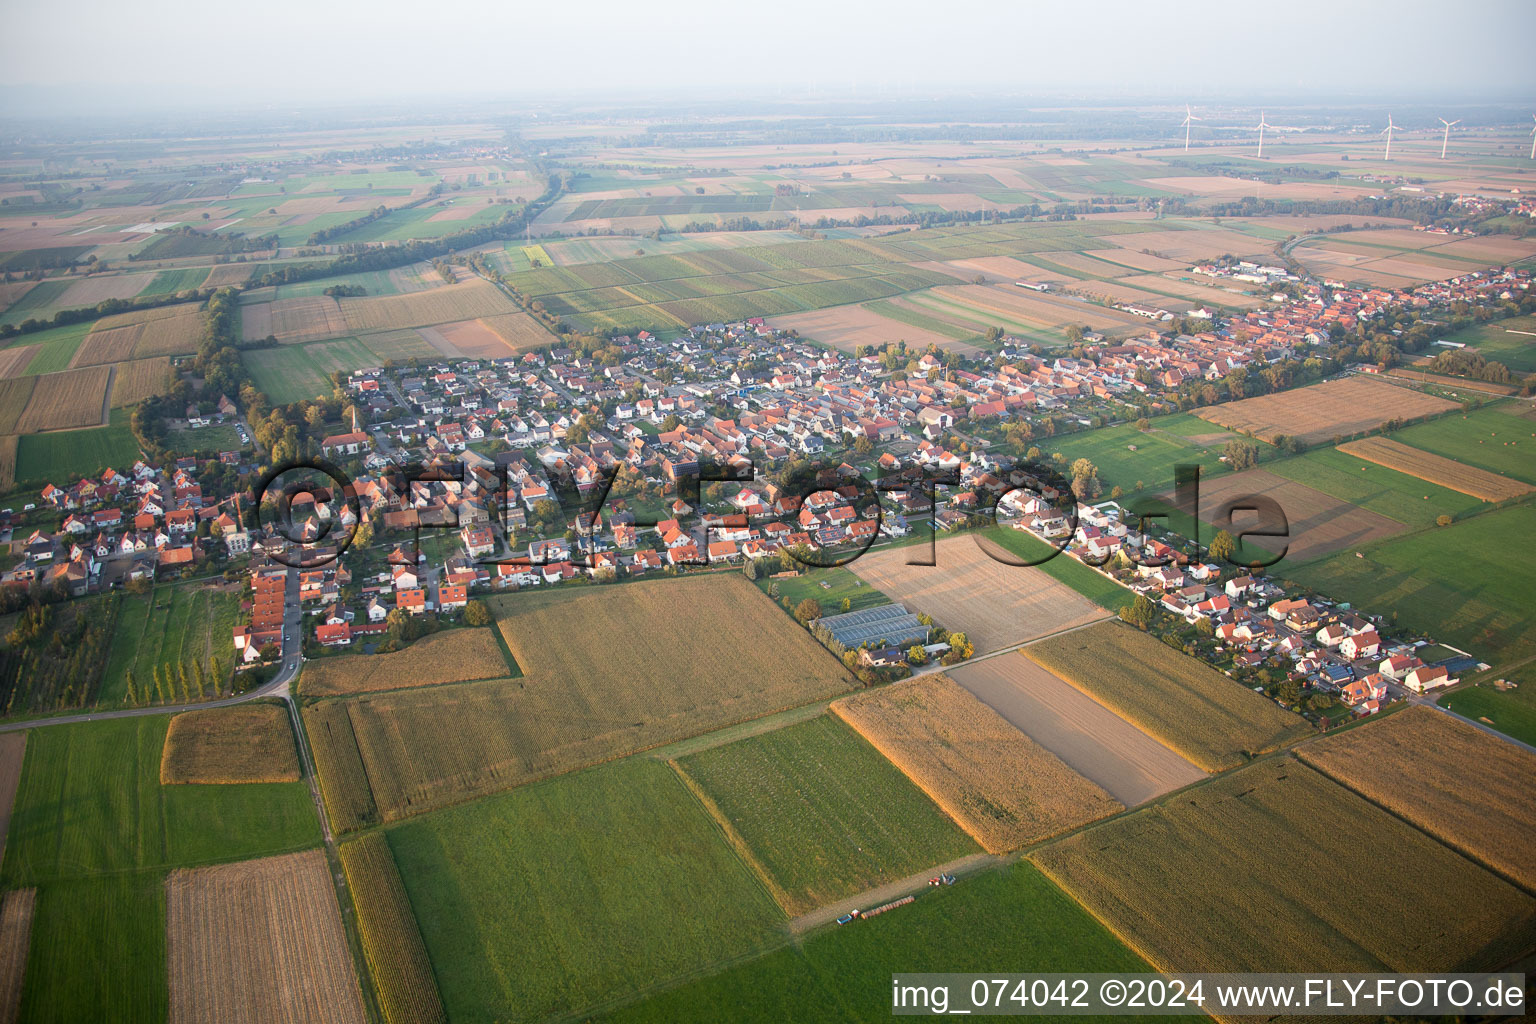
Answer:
240;295;348;343
0;733;26;871
338;835;445;1024
768;303;974;354
832;674;1121;853
0;378;28;434
1082;249;1185;272
131;311;204;358
300;628;509;697
950;655;1204;806
1107;227;1272;262
69;324;142;367
55;273;153;309
15;365;109;432
849;535;1106;655
357;329;439;362
673;715;977;914
0;888;35;1024
0;348;36;380
1387;367;1516;395
477;312;556;353
201;264;252;288
338;279;516;333
1194;375;1457;445
160;705;300;785
1298;706;1536;892
110;357;174;408
93;301;202;331
306;575;854;827
1032;759;1536;974
165;850;365;1024
1125;273;1265;309
1188;467;1408;563
415;318;516;359
0;435;15;492
1025;621;1311;771
929;283;1149;333
1336;436;1532;502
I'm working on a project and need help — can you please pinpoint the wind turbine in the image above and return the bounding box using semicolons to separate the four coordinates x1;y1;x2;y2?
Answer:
1529;115;1536;161
1381;114;1398;160
1437;118;1460;159
1180;104;1202;153
1255;111;1275;158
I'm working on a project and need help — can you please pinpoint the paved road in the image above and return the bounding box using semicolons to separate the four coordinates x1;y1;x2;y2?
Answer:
0;568;305;734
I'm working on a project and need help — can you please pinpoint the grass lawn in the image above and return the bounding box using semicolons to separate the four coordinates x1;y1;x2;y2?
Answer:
1283;503;1536;665
18;871;167;1024
758;565;889;617
1439;677;1536;748
1386;403;1536;486
977;525;1131;611
674;715;976;913
599;862;1177;1024
1442;314;1536;374
1;715;320;886
387;757;785;1023
165;420;245;455
1265;446;1486;528
13;408;140;486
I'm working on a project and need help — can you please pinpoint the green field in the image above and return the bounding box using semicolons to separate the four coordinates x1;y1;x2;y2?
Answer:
387;757;786;1023
2;715;320;885
1266;445;1486;528
1055;418;1269;494
99;584;241;706
976;526;1132;611
1284;503;1536;664
13;408;140;485
243;336;381;403
1442;314;1536;373
165;420;244;454
861;299;986;343
0;280;73;326
140;267;210;296
1439;666;1536;748
18;871;167;1024
14;320;95;375
675;716;976;913
325;202;510;244
600;862;1173;1024
1385;403;1536;485
758;565;890;617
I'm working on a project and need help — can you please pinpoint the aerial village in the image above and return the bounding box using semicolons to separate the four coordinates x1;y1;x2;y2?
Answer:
4;266;1527;721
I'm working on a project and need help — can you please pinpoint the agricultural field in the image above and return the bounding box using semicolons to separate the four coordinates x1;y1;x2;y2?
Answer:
1032;758;1536;973
387;757;785;1024
1186;467;1409;565
99;584;240;707
474;312;556;353
1336;435;1532;502
0;435;17;491
599;863;1166;1024
832;675;1122;853
1265;444;1486;528
1445;313;1536;373
164;850;365;1024
337;279;517;334
1297;707;1536;891
950;654;1204;807
673;715;977;914
305;574;854;827
355;328;441;362
1053;416;1270;493
850;535;1107;655
243;337;381;404
13;365;109;433
129;309;203;358
240;295;350;344
12;409;139;485
767;303;981;355
758;565;889;616
0;887;34;1023
1;716;319;885
159;704;301;785
6;322;93;376
108;357;174;408
1024;621;1312;771
1284;503;1536;664
338;835;445;1024
300;628;511;697
971;527;1131;611
0;379;35;434
1195;375;1459;445
68;323;142;367
0;732;23;866
1385;401;1536;485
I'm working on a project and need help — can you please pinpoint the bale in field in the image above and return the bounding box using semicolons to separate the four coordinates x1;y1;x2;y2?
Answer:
832;674;1122;853
160;704;300;784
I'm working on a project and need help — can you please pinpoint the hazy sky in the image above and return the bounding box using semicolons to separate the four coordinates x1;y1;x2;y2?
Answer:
3;0;1534;114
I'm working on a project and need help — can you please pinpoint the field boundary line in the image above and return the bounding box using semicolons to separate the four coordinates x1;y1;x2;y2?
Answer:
667;758;797;916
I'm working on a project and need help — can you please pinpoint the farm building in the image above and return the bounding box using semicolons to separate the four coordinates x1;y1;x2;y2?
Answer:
817;603;930;651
